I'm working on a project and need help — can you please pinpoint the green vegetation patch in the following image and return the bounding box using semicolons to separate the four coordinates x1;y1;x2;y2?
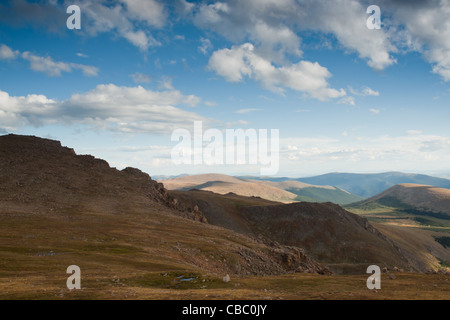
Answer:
434;236;450;248
437;258;450;268
289;187;363;205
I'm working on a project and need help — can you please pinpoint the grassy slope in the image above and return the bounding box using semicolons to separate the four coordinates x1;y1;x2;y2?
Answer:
3;203;448;300
345;201;450;272
288;187;364;205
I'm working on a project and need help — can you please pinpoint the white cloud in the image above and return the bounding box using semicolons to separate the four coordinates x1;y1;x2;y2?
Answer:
350;86;380;97
208;43;346;100
198;37;213;55
369;108;380;114
120;0;166;28
0;84;206;134
130;72;151;83
0;44;19;60
280;133;450;173
235;108;261;114
205;101;217;107
75;0;163;51
382;0;450;81
0;44;98;77
158;76;175;90
362;87;380;97
406;130;423;136
193;0;396;70
21;51;99;77
338;96;356;105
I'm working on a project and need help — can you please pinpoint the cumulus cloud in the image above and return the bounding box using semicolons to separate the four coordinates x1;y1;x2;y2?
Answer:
72;0;164;51
208;43;345;100
0;0;166;51
193;0;395;70
192;0;450;80
379;0;450;81
3;0;450;81
0;84;206;134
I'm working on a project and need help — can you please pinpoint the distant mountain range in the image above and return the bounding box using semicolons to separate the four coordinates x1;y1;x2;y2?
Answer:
161;173;363;205
240;172;450;198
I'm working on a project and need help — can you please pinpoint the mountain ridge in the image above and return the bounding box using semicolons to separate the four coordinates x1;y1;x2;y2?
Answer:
161;173;363;205
0;134;331;277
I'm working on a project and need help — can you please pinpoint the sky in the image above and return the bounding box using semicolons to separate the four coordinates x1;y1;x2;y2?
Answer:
1;0;450;178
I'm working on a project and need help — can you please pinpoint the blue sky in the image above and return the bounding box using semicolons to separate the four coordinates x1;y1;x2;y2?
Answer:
1;0;450;177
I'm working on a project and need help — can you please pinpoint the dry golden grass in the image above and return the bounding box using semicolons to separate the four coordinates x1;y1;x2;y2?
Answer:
1;271;448;300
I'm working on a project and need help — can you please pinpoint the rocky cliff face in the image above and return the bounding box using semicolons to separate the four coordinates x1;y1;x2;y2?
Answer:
0;134;209;221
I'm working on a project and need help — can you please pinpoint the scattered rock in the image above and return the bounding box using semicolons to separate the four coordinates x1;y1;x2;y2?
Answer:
222;274;230;283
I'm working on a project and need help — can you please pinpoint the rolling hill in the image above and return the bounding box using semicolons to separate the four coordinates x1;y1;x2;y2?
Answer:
344;184;450;272
161;174;363;205
368;184;450;217
353;184;450;220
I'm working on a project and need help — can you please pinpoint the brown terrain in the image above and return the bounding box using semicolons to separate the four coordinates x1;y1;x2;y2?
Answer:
160;173;353;204
161;174;299;203
170;190;431;274
365;183;450;217
0;134;449;300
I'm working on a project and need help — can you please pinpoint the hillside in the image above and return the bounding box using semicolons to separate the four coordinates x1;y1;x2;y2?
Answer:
1;134;449;299
348;184;450;226
297;172;450;198
268;180;363;204
345;184;450;271
0;134;335;299
161;174;362;205
365;184;450;218
161;174;298;203
169;190;425;274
